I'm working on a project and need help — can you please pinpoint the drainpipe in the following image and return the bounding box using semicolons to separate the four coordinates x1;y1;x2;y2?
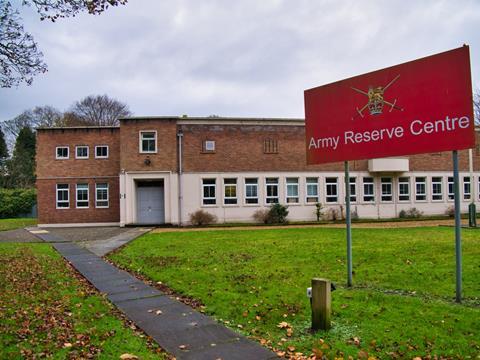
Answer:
177;129;183;227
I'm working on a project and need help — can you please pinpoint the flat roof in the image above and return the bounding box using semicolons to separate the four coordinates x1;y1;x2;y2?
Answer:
119;115;305;123
36;126;120;131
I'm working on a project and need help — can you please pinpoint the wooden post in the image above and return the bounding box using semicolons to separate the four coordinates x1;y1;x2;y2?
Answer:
311;278;331;331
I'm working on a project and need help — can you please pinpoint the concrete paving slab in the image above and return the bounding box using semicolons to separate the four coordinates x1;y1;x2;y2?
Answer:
95;279;153;295
115;295;176;314
0;229;40;243
107;287;163;302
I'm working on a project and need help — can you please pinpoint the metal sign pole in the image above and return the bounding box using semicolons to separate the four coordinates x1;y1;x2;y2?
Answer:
452;150;462;303
344;161;353;287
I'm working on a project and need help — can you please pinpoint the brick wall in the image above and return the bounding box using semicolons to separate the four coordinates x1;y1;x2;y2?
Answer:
119;119;178;171
37;178;119;224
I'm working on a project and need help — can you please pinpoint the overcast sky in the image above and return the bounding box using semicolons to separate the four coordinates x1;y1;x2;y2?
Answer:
1;0;479;121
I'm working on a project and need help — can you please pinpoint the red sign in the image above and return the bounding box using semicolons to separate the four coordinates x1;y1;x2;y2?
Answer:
304;46;475;164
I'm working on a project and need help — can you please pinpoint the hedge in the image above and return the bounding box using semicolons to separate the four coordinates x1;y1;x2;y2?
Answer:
0;188;37;218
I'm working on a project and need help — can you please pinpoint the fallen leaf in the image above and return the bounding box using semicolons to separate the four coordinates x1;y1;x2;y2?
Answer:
119;354;138;360
277;321;289;329
178;344;188;350
63;343;72;348
358;350;368;359
276;351;286;356
155;310;163;315
288;346;296;352
255;315;261;321
286;328;293;337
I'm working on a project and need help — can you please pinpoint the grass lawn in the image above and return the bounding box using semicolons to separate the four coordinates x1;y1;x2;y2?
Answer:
0;218;37;231
0;243;167;359
109;227;480;359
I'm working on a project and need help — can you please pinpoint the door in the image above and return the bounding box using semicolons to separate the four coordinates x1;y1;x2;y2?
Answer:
136;181;165;224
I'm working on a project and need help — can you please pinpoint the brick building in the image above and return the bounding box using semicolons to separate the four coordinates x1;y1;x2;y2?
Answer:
36;117;480;226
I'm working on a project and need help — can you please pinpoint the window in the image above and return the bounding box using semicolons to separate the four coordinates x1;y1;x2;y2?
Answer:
306;177;319;203
478;177;480;201
398;177;410;201
286;178;299;203
76;184;89;208
203;140;215;152
264;138;278;154
431;177;443;201
265;177;279;204
349;177;357;203
56;184;69;208
56;146;69;159
223;178;237;205
202;179;216;205
415;177;427;201
363;177;375;202
140;131;157;153
245;178;258;204
95;145;109;158
463;176;471;200
381;177;392;202
75;146;89;159
325;177;338;203
95;183;109;208
448;176;454;200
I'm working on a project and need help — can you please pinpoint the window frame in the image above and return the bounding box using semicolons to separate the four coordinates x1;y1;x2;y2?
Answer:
202;178;216;206
95;145;109;159
56;146;69;160
244;178;259;205
203;140;216;152
380;177;393;202
265;177;279;204
305;177;319;204
56;184;69;209
286;177;299;204
431;176;443;201
447;176;455;201
363;177;375;203
223;178;237;205
95;183;109;208
415;176;427;202
325;177;338;203
75;145;89;159
398;177;410;202
76;183;89;209
348;177;357;203
463;176;471;201
139;130;157;154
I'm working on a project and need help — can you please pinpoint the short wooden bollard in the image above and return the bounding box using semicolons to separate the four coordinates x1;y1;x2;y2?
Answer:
311;278;331;331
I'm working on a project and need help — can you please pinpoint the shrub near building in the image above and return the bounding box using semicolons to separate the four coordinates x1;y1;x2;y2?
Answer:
0;188;36;218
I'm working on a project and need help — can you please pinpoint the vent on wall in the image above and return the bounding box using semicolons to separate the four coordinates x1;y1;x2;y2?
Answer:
264;138;278;154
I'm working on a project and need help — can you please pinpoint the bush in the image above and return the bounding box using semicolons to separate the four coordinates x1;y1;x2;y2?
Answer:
399;207;423;219
0;188;36;218
445;205;455;218
253;209;270;224
189;210;217;226
268;203;289;224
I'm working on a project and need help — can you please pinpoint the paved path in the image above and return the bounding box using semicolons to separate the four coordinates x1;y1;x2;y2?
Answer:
0;228;42;242
28;229;275;360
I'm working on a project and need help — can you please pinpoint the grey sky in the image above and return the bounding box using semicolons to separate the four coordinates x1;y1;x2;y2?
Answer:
1;0;479;121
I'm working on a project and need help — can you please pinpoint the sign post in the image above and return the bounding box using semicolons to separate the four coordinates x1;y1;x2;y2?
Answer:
452;150;462;302
304;46;475;299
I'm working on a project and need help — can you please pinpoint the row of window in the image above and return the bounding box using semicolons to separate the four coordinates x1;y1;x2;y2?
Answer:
56;145;109;160
200;176;479;206
56;183;109;209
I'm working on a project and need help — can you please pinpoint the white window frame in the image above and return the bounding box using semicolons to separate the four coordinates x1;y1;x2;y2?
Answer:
56;146;69;160
76;183;89;208
478;177;480;201
223;178;237;205
363;177;375;203
463;176;471;201
448;176;455;201
95;145;109;159
306;177;319;203
95;183;109;208
202;178;216;206
325;177;338;203
265;177;279;204
204;140;215;152
349;177;357;203
75;145;89;159
381;177;393;202
431;176;443;201
286;178;299;204
56;184;69;209
244;178;259;205
415;177;427;202
139;130;157;154
398;177;410;202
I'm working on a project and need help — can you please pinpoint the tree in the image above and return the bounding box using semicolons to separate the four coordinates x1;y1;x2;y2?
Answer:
0;128;7;159
69;94;132;126
0;128;8;187
7;127;36;188
1;0;127;88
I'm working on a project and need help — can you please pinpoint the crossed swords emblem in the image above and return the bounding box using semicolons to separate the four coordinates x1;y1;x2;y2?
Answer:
351;74;404;120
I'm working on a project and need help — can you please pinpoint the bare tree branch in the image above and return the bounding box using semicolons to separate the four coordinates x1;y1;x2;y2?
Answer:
69;94;132;126
474;89;480;126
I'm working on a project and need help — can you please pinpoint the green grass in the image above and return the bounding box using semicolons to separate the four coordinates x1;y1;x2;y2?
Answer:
109;227;480;359
0;218;37;231
0;243;166;359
